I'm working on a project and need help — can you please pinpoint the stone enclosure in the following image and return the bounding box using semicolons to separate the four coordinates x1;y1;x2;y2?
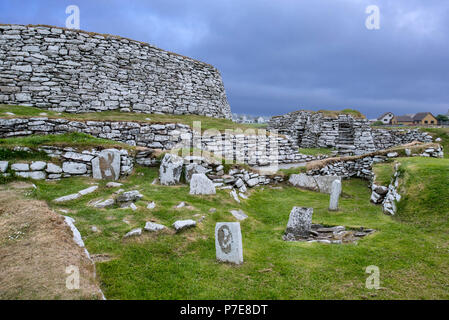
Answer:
0;24;231;119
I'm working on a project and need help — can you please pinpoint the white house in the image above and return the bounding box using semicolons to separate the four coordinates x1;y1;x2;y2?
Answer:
377;112;394;124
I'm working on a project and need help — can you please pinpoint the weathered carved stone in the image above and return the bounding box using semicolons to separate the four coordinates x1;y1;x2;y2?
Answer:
159;153;183;185
189;173;216;195
285;207;313;238
91;149;121;180
215;222;243;264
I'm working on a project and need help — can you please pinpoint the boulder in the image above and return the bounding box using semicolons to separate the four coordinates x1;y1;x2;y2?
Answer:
315;176;341;194
159;153;184;185
189;173;216;195
46;163;62;174
0;161;8;173
11;163;29;171
91;149;121;180
92;198;115;208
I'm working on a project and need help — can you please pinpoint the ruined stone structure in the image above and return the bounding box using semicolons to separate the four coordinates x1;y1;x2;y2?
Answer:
268;110;433;155
0;24;231;119
0;117;325;165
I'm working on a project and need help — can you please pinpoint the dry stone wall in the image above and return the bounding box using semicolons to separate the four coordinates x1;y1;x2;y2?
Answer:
0;24;231;119
0;117;323;166
268;111;433;155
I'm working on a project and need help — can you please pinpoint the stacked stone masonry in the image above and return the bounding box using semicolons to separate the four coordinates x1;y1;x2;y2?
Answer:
0;145;133;180
0;24;231;119
268;111;433;155
0;117;323;165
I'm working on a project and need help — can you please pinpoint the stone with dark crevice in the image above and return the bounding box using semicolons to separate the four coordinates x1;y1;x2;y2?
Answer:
283;224;375;244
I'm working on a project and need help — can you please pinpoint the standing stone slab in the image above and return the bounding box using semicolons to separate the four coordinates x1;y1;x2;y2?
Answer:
329;180;342;211
159;153;184;185
189;173;216;195
215;222;243;265
285;207;313;238
92;149;121;180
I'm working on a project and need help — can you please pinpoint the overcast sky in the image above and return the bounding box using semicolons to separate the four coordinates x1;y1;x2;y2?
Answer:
1;0;449;118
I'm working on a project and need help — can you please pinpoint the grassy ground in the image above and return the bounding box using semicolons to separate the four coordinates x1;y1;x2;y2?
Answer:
298;148;335;156
0;104;263;133
18;160;449;299
372;162;395;186
0;132;133;151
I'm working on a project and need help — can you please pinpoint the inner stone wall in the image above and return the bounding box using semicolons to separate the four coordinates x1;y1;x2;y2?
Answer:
0;24;231;119
268;111;433;154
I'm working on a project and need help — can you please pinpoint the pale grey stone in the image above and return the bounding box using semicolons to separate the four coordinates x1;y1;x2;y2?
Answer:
11;163;29;171
116;190;143;202
78;186;98;195
189;173;216;195
230;209;248;221
184;163;208;183
62;162;87;174
124;228;142;238
30;161;46;171
230;189;240;203
329;180;341;211
91;149;121;180
314;176;341;194
144;222;165;232
106;182;123;188
159;153;184;185
28;171;46;180
289;173;318;191
45;163;62;173
173;219;196;232
387;152;398;158
285;207;313;237
92;198;115;208
0;161;9;173
147;201;156;209
215;222;243;264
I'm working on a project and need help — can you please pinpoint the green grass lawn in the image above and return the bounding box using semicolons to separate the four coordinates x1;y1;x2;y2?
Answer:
372;162;395;186
24;158;449;299
0;132;132;151
298;148;335;156
0;104;263;133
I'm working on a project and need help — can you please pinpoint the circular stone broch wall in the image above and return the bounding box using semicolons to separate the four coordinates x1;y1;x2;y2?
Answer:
0;24;232;119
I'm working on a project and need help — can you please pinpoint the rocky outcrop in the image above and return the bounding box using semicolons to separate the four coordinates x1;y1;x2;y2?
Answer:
0;24;231;119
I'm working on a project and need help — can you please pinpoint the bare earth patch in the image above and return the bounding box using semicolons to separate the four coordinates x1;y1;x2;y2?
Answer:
0;183;103;300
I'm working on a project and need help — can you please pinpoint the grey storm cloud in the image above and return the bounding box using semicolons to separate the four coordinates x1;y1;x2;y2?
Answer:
1;0;449;118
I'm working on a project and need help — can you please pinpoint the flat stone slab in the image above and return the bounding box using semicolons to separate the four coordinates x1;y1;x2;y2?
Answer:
173;219;196;232
189;173;216;195
215;222;243;264
53;186;98;202
124;228;142;238
144;222;166;232
230;209;248;221
116;190;143;202
92;198;115;208
92;149;121;180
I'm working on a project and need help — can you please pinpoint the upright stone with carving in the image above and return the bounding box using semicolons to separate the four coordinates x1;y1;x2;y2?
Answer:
159;153;184;185
91;149;121;180
284;207;313;240
329;180;342;211
215;222;243;265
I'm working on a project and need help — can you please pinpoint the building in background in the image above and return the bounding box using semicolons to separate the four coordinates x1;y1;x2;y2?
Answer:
377;112;395;124
392;112;437;126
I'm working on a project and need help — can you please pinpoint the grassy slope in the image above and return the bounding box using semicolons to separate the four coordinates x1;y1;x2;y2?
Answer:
0;132;132;150
26;162;449;299
0;104;262;132
298;148;334;156
372;162;395;186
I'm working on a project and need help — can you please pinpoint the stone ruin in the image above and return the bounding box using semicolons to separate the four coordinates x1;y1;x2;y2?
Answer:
268;110;433;155
283;206;375;244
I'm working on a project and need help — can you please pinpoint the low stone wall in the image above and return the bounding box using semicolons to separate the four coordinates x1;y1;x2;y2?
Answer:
0;145;133;180
0;117;323;166
372;129;433;150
